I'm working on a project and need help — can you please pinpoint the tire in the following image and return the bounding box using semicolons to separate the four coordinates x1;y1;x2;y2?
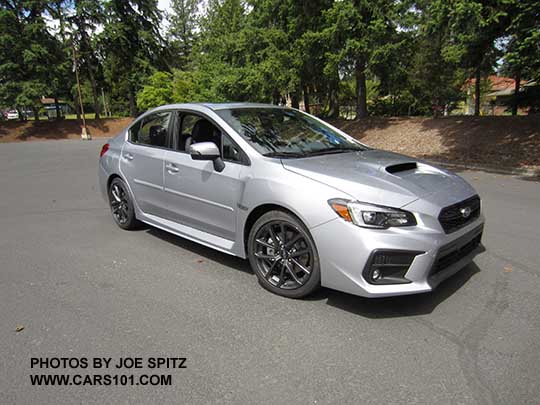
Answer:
108;177;140;230
247;210;321;298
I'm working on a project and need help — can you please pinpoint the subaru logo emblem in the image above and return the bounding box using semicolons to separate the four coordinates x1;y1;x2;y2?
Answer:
460;206;472;218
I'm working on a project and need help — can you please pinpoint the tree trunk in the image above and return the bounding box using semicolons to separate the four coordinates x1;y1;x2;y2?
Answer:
128;83;137;117
290;91;300;109
32;106;39;121
54;96;61;120
303;84;310;114
474;67;481;116
512;70;521;116
355;57;368;119
433;97;440;118
88;67;100;119
328;82;340;119
272;89;280;105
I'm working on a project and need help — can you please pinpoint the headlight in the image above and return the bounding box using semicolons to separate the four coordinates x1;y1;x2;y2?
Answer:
328;199;416;229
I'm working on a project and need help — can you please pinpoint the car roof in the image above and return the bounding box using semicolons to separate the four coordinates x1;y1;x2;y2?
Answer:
153;102;287;112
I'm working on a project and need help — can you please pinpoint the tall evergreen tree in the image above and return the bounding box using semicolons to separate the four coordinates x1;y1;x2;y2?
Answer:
503;0;540;115
0;0;67;120
167;0;201;69
442;0;508;115
69;0;105;119
322;0;402;118
409;0;463;116
101;0;164;116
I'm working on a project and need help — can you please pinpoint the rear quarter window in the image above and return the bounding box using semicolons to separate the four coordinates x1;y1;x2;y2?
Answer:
128;120;142;142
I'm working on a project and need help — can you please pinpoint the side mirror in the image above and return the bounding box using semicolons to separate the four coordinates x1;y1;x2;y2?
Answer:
189;142;225;172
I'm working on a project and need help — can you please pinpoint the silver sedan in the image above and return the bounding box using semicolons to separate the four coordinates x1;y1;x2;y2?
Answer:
99;103;484;298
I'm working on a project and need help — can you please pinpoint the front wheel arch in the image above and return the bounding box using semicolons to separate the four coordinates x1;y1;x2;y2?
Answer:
243;203;306;256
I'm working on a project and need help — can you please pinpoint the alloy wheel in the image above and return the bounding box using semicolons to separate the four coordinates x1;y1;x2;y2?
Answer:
110;181;130;225
252;220;313;290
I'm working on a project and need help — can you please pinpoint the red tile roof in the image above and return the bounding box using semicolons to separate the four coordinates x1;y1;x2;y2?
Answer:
464;75;526;91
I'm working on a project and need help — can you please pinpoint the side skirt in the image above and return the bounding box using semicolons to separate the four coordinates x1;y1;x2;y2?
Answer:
138;212;242;258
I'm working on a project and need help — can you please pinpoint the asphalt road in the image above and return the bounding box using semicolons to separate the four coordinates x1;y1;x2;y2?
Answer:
1;139;539;404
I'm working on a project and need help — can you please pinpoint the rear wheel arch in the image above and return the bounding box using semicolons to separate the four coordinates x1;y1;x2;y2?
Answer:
107;173;122;191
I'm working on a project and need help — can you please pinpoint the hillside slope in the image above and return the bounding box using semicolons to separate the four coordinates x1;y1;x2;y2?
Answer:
0;118;132;143
332;116;540;171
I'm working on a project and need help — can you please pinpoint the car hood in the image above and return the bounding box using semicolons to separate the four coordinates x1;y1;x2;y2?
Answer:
282;149;476;208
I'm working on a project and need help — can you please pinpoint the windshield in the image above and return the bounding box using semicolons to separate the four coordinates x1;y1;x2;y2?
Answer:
215;108;366;157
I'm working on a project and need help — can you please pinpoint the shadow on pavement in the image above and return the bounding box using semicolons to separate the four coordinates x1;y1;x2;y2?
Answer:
145;223;481;317
316;262;481;318
146;226;253;274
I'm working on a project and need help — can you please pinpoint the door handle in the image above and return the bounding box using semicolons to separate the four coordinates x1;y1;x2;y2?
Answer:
165;163;179;173
123;153;134;161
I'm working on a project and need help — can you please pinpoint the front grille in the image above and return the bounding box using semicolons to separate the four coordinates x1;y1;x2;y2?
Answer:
438;195;481;234
431;225;483;276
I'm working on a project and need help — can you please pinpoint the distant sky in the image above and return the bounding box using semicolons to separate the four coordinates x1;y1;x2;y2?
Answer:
158;0;172;13
45;0;174;35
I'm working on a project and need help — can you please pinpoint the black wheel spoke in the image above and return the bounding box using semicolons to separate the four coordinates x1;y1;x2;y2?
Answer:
291;258;311;275
265;259;280;280
255;238;275;249
285;261;302;284
255;252;278;260
268;225;280;247
111;185;122;202
290;249;309;258
285;233;302;248
276;263;286;287
268;225;279;247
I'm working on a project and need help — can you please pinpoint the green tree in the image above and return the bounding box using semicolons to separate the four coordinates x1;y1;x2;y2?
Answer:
0;0;68;120
0;1;26;114
442;0;508;116
407;0;464;116
68;0;105;119
100;0;165;116
136;71;173;110
322;0;403;118
503;0;540;114
167;0;201;69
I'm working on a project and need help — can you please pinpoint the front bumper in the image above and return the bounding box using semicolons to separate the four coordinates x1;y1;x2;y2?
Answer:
311;214;485;298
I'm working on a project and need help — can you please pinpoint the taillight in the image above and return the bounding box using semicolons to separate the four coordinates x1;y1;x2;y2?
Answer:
100;143;109;158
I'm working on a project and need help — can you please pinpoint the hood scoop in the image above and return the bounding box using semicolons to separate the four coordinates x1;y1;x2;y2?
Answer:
385;162;417;174
282;150;472;207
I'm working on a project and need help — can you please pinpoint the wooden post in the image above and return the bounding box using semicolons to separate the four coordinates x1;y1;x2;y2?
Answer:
72;45;90;140
101;87;109;117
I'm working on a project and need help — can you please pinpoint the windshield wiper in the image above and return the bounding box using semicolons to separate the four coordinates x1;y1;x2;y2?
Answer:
262;151;307;158
304;146;364;156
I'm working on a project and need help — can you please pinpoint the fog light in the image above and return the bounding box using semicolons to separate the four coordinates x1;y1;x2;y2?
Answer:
363;250;423;285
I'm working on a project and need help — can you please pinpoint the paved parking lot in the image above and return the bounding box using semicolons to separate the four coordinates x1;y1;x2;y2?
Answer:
1;139;539;404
